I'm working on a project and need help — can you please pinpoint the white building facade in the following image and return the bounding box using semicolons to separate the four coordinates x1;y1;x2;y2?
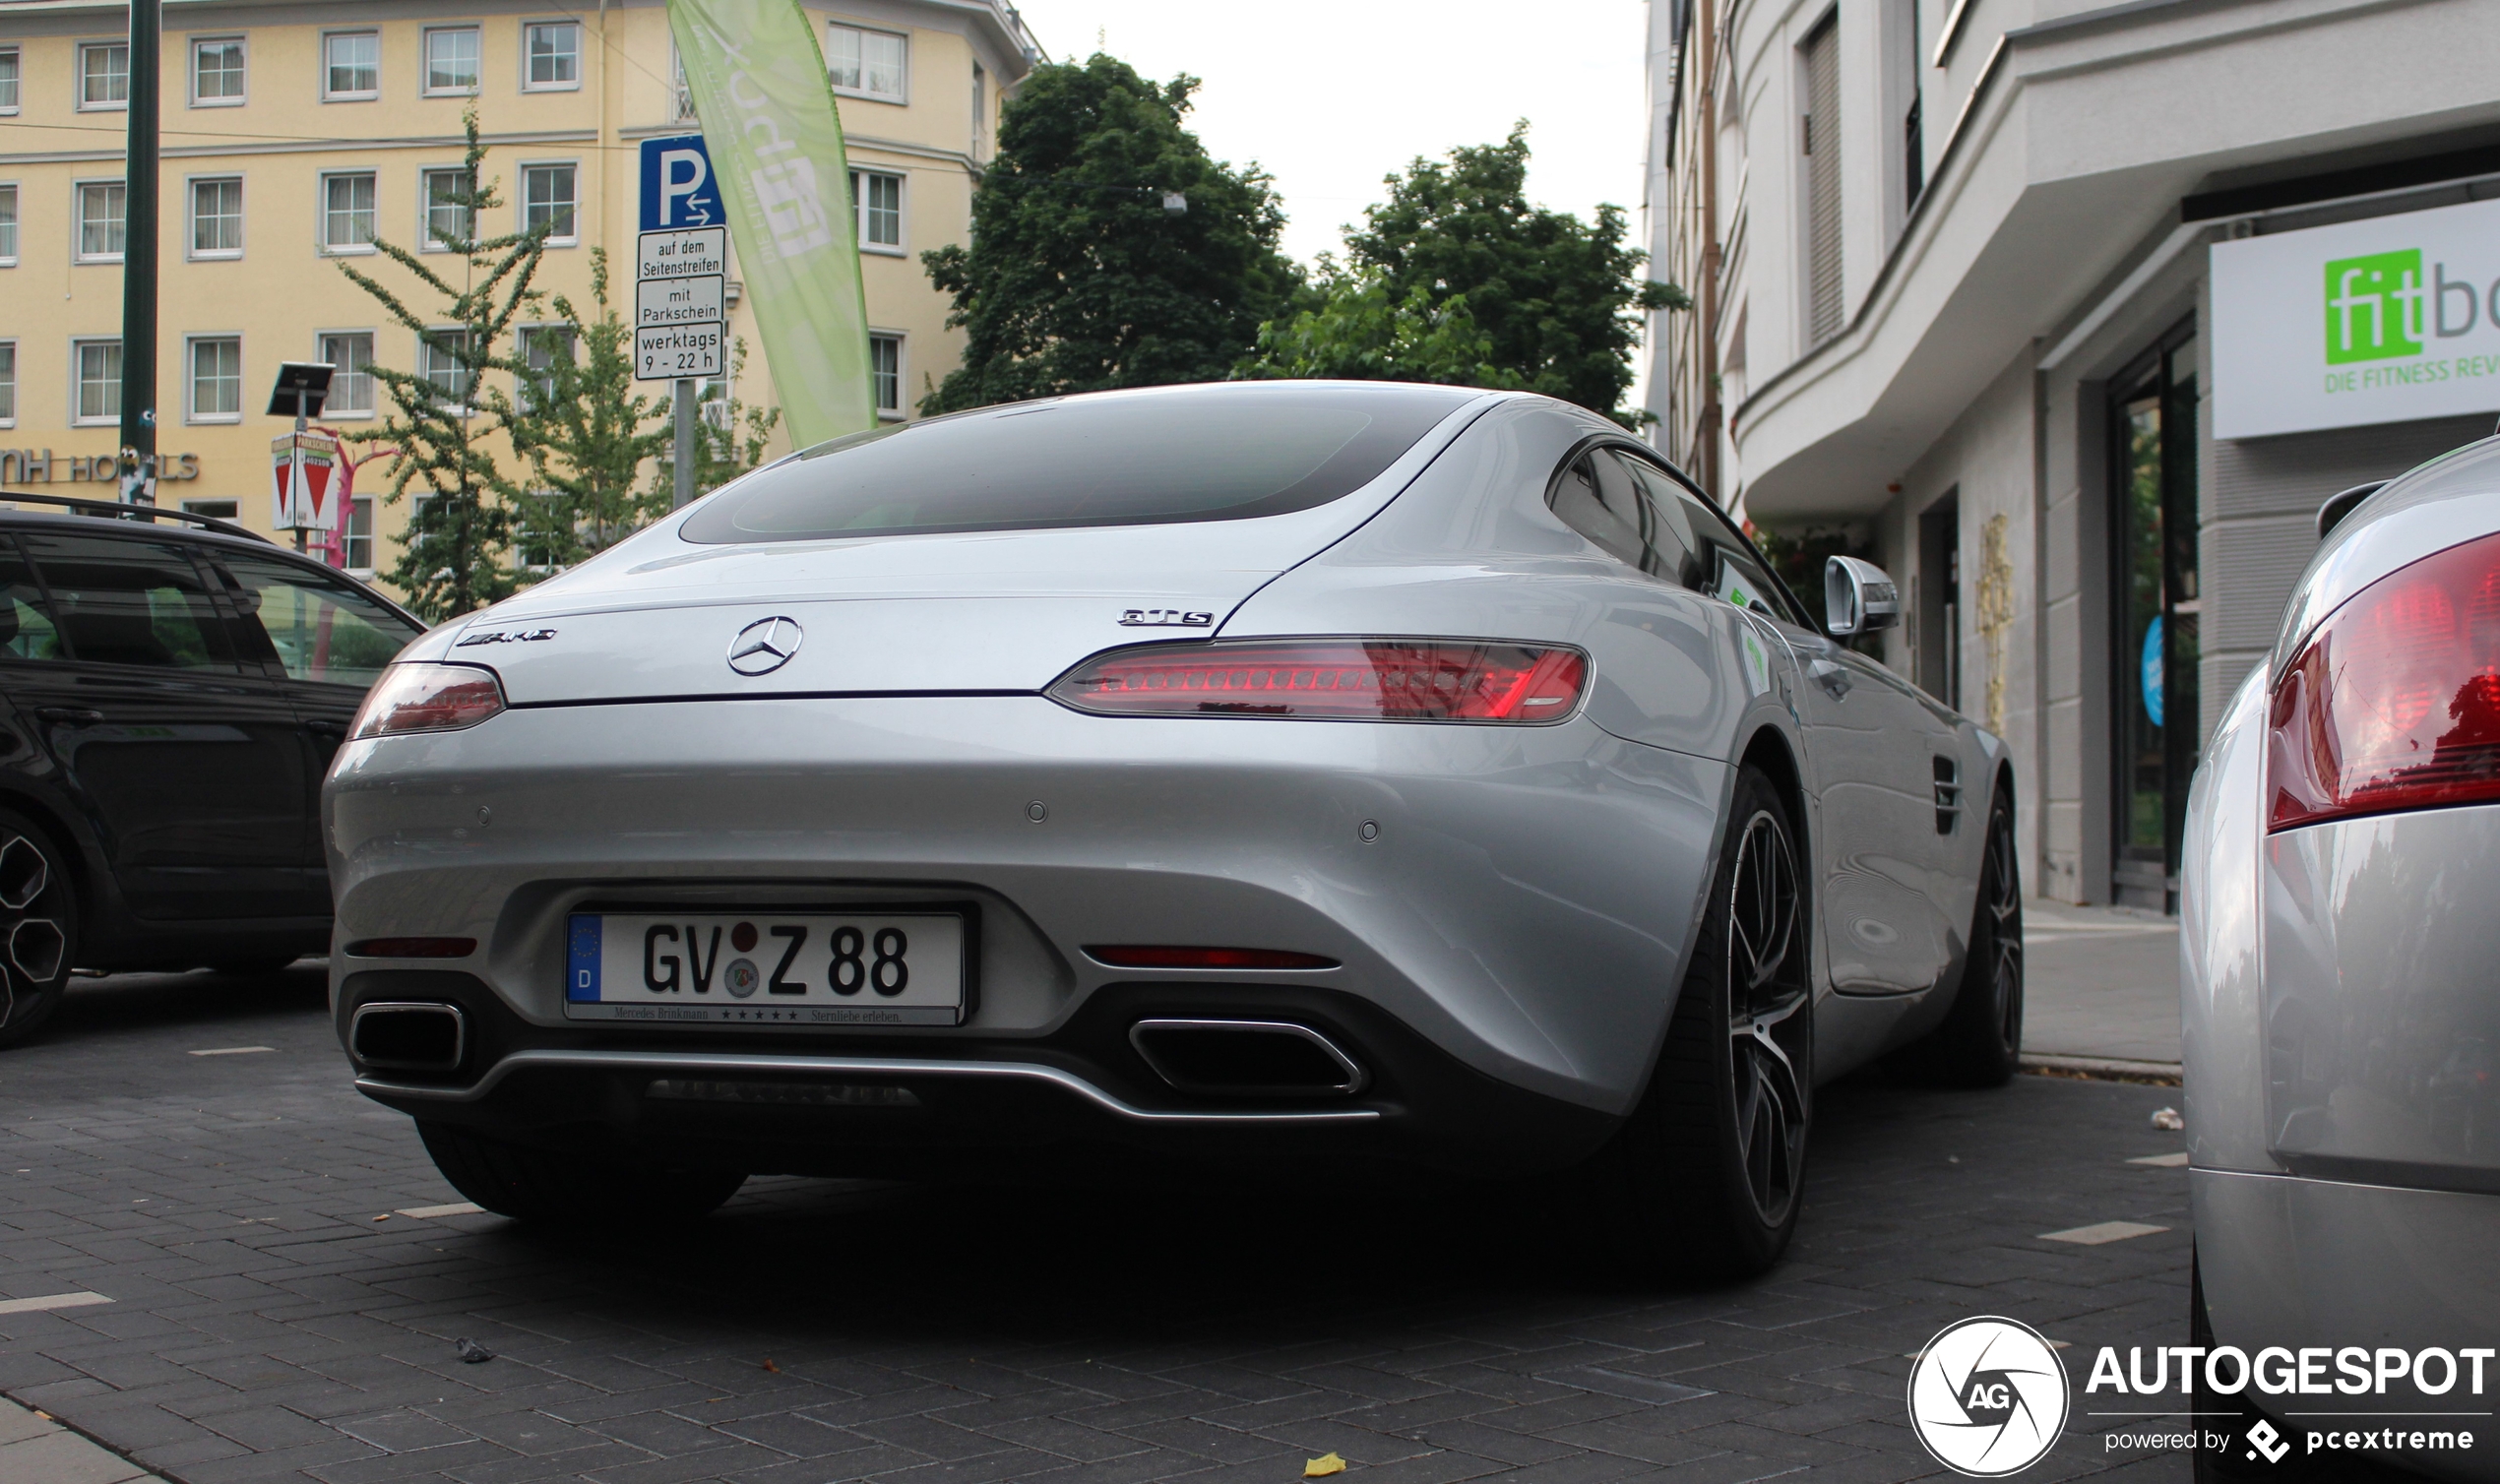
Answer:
1643;0;2500;908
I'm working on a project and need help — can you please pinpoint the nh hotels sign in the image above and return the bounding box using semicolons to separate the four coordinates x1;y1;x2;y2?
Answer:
2212;196;2500;439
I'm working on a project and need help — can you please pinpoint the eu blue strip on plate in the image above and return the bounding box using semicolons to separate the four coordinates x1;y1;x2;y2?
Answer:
567;914;601;1002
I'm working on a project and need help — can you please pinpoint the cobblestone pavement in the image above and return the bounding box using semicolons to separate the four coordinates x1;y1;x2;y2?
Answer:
1;968;2199;1484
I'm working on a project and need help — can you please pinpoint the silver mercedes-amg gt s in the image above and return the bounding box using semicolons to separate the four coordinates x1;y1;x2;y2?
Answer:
329;381;2020;1275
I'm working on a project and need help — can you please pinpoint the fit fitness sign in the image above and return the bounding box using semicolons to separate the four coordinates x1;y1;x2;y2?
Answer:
2212;196;2500;439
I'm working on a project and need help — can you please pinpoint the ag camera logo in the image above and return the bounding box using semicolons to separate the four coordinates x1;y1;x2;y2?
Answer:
1908;1316;2070;1476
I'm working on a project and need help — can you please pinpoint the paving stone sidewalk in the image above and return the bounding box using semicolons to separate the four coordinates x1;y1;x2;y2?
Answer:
2022;900;2182;1070
1;968;2198;1483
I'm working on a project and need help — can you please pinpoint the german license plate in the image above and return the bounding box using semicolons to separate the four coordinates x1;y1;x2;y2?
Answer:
565;911;967;1026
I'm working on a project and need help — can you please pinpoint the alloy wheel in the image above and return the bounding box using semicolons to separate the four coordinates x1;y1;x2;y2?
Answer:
1724;807;1810;1227
1984;800;2024;1050
0;832;65;1030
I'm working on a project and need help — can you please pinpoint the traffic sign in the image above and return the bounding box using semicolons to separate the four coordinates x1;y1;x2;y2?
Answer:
636;134;727;381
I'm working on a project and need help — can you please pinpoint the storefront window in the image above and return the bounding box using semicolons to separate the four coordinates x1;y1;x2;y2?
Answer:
2111;323;2200;911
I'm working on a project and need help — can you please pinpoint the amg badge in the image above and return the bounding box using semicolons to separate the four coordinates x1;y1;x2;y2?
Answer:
455;627;558;647
1119;608;1215;628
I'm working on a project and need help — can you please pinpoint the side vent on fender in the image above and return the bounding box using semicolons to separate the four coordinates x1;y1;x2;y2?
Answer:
1933;756;1962;835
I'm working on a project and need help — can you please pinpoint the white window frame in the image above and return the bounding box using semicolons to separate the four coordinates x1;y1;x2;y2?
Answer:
825;23;907;103
0;340;17;428
319;170;378;255
323;30;380;101
516;322;575;413
521;20;582;92
422;26;481;97
344;494;376;576
1;45;24;115
316;330;377;418
189;34;246;107
519;160;580;245
71;339;120;426
850;168;905;255
186;174;244;261
419;166;474;253
0;182;18;267
418;327;474;409
185;334;243;424
74;178;126;264
868;330;905;420
77;40;129;111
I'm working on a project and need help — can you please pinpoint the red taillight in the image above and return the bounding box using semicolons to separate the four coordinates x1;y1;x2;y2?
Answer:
1048;640;1588;722
350;662;507;740
1087;946;1341;969
2269;530;2500;830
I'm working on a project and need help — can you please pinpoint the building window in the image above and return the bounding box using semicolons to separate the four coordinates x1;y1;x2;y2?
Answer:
189;176;243;258
1800;12;1844;347
423;27;480;95
519;325;574;411
0;184;17;265
419;330;472;403
322;172;376;252
325;31;379;99
192;36;245;105
850;170;902;251
826;25;906;101
79;42;129;109
515;493;567;571
344;496;375;573
522;163;577;242
525;22;580;90
188;336;242;422
422;168;474;251
670;45;696;121
74;340;121;425
0;342;15;426
181;499;240;520
1;46;24;113
319;332;375;415
869;333;902;416
970;62;985;160
77;181;126;262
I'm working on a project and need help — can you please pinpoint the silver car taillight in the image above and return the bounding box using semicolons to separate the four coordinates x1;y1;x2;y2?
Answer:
351;662;507;740
1047;639;1588;722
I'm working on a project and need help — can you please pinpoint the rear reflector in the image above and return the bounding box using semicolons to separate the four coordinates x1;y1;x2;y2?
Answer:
1087;946;1340;970
1048;639;1587;722
2271;529;2500;830
646;1079;920;1108
351;662;506;740
344;937;476;958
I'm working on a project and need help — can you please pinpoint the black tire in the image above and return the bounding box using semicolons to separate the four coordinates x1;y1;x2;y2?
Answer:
1585;764;1813;1279
416;1121;745;1225
0;811;80;1051
1914;785;2024;1086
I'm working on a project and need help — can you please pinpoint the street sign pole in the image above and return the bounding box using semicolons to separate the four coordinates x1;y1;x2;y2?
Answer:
635;135;728;509
117;0;160;508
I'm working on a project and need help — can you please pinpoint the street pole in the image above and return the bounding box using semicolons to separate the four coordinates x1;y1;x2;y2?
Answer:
117;0;159;507
672;378;695;510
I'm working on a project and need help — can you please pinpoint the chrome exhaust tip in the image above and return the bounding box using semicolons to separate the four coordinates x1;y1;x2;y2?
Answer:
1129;1019;1368;1097
350;1002;468;1074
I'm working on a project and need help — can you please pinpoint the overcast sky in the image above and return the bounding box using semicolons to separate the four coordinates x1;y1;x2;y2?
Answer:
1005;0;1655;268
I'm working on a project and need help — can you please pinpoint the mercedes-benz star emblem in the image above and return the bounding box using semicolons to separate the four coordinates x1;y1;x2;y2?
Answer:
726;616;803;676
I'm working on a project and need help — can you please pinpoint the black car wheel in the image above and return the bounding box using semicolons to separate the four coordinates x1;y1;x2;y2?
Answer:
0;811;78;1051
1913;785;2024;1086
1589;764;1813;1278
417;1121;746;1226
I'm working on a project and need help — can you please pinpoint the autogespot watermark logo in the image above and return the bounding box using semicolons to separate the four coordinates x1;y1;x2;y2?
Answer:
1908;1317;2071;1476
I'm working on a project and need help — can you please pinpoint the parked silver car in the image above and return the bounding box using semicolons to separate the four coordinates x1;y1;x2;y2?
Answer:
2184;439;2500;1480
327;381;2019;1276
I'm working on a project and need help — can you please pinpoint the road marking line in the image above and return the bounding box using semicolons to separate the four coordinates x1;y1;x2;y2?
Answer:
2127;1152;2190;1167
188;1047;275;1057
397;1203;484;1219
2040;1220;2169;1245
0;1291;112;1315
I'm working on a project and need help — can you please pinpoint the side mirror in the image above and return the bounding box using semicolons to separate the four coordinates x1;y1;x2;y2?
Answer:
2317;481;2385;540
1825;556;1901;638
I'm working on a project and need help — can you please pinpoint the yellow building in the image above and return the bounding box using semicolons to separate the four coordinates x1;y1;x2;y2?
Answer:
0;0;1040;591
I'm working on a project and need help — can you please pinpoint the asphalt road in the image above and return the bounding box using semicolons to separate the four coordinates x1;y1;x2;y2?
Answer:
0;967;2199;1484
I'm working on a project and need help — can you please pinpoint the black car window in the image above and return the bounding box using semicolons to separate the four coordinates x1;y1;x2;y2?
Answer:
1617;454;1808;626
210;549;421;691
20;531;233;672
1551;451;1697;582
679;383;1481;544
0;540;67;662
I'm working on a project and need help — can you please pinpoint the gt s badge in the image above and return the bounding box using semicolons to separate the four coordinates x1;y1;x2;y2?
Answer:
456;627;558;647
1119;609;1214;628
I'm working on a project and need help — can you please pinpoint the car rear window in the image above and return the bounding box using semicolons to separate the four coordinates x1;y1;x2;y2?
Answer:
678;383;1482;544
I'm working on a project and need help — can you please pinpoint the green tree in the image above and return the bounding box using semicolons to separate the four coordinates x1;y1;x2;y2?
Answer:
336;112;551;619
508;246;673;569
1334;124;1685;424
1238;258;1523;389
650;339;783;502
920;53;1301;412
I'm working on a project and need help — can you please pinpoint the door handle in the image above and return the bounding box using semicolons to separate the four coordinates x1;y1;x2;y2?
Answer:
33;707;105;725
302;718;348;737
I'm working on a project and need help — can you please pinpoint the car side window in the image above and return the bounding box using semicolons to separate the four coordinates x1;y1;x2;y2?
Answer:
1550;452;1695;582
1618;456;1803;625
0;540;67;662
19;532;233;672
210;550;422;691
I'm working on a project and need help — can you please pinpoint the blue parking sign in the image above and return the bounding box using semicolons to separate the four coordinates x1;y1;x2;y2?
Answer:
640;134;725;232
